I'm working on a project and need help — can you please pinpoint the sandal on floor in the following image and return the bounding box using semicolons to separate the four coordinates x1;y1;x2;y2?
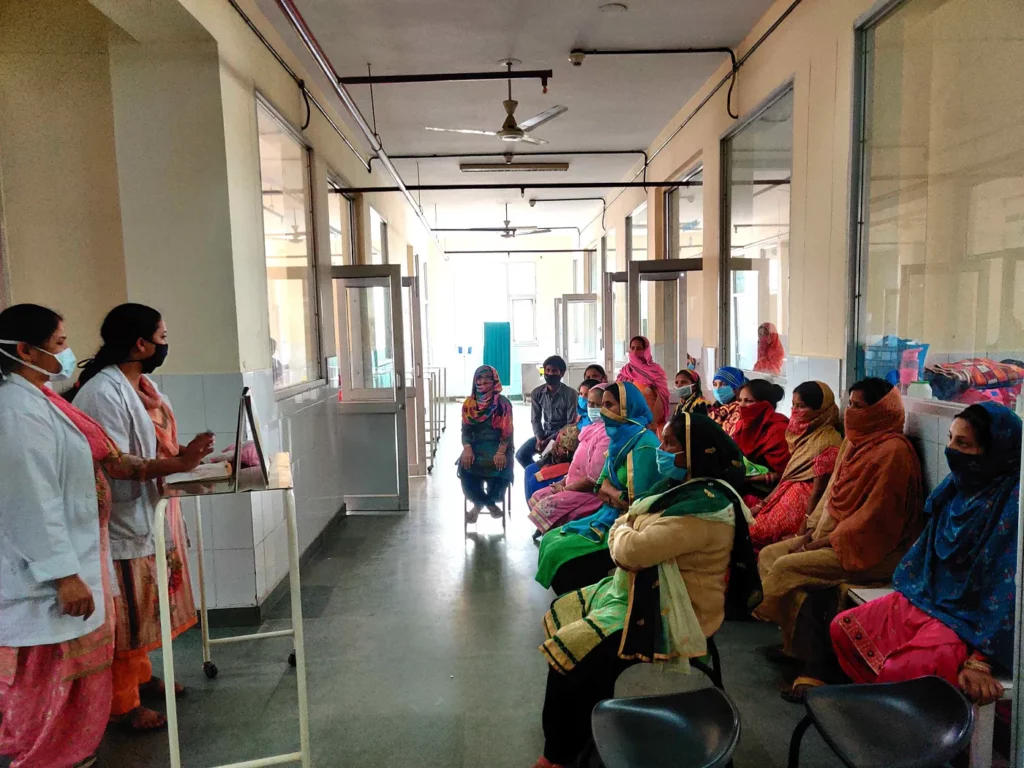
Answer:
111;706;168;731
780;676;825;704
763;644;801;665
139;675;186;700
466;504;482;524
486;504;503;519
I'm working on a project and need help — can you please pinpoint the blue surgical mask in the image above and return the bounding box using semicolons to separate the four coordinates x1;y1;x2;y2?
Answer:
587;406;603;423
0;341;77;382
656;448;689;480
713;385;735;405
675;384;694;401
578;395;588;409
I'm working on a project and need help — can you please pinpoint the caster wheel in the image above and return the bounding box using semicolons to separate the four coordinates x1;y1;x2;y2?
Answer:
288;651;297;667
203;661;218;679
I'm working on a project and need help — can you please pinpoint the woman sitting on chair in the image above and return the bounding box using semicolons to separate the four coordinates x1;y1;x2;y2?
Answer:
523;379;599;502
458;365;514;523
616;336;670;438
532;412;747;768
709;366;746;434
528;384;610;536
749;382;842;551
535;382;661;595
826;403;1019;705
732;379;791;506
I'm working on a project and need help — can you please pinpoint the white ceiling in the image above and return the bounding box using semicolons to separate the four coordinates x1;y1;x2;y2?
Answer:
257;0;776;234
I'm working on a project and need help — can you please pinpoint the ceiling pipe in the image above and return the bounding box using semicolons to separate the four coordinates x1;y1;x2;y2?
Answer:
528;196;607;230
225;0;370;173
445;249;592;255
273;0;444;254
336;179;789;193
370;148;649;173
340;69;552;90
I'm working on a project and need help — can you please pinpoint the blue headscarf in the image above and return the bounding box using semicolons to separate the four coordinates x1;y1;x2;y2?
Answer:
893;402;1021;668
713;366;746;391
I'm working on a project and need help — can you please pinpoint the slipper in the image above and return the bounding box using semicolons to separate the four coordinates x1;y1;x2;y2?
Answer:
110;706;168;731
780;676;825;704
763;644;801;665
139;675;186;700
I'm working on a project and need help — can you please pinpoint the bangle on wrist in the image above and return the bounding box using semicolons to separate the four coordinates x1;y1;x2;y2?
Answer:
963;658;992;674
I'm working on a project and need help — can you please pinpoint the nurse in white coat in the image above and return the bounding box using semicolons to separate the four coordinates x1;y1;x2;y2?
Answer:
72;303;208;731
0;304;210;768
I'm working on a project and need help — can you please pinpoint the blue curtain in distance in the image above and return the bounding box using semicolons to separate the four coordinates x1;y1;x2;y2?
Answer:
483;322;511;388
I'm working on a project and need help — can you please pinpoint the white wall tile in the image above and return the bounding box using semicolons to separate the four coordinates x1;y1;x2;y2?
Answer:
264;523;290;597
254;541;267;601
160;374;207;435
250;492;264;544
209;494;254;550
904;411;939;444
203;373;245;433
212;548;256;607
186;547;215;608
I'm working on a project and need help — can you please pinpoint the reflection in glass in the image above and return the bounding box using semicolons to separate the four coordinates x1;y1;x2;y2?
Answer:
328;183;354;266
612;281;628;372
257;101;319;389
370;207;386;264
856;0;1024;402
628;202;648;261
677;168;704;258
341;283;393;389
723;89;792;371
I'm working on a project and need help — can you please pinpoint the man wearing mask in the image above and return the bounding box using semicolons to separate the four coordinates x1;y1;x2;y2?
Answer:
516;355;577;469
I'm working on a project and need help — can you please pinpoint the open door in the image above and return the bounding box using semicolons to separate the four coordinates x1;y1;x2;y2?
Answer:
603;271;627;377
560;292;599;387
628;258;704;381
332;264;409;510
402;275;426;477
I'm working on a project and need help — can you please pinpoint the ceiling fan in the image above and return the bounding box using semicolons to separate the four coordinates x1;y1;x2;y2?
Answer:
436;204;551;238
426;63;567;145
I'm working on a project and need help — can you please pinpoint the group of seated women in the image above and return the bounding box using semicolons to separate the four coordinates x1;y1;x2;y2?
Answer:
519;359;1019;767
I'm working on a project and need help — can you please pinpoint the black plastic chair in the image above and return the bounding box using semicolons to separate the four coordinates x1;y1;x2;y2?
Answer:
787;676;974;768
592;687;741;768
691;635;724;689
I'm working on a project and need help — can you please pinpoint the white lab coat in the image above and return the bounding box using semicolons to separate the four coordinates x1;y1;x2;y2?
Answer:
0;374;106;646
74;366;169;560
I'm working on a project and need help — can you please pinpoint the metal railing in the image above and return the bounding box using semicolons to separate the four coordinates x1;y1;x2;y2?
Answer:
424;366;447;473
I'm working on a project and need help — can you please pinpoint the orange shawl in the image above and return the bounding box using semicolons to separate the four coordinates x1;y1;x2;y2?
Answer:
826;387;923;571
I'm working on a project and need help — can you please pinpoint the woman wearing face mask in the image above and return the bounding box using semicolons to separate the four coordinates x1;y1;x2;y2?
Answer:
70;303;206;730
732;379;791;503
709;366;746;434
823;403;1018;706
673;368;709;417
458;365;514;523
529;384;611;536
754;378;923;699
0;304;211;767
535;382;661;595
753;321;785;376
748;382;842;551
615;336;670;438
531;411;748;768
523;380;596;503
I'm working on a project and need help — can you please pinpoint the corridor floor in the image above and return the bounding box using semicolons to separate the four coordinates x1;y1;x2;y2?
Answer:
94;403;841;767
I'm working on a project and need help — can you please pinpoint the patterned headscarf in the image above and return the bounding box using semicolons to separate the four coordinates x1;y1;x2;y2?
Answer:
461;365;513;440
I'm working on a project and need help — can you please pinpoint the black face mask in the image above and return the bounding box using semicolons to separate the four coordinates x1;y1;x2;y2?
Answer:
544;374;562;386
141;342;169;374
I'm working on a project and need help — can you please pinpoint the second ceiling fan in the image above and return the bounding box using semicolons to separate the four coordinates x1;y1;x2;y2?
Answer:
426;62;567;145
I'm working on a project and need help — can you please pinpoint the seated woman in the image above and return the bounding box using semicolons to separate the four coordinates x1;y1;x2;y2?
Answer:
733;379;791;503
826;402;1019;706
584;364;608;384
753;321;785;375
458;365;514;522
523;379;598;501
532;412;748;768
673;368;709;417
754;378;923;680
749;382;841;551
535;382;661;596
709;366;746;434
616;336;670;437
529;384;610;535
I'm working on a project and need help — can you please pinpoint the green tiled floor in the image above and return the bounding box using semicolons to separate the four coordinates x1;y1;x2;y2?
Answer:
88;404;840;767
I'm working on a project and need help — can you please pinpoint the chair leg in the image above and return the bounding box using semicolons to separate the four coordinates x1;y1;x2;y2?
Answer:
787;715;814;768
708;635;724;689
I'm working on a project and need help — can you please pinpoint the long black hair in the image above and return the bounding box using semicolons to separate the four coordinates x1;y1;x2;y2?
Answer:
67;303;162;401
740;378;786;408
0;304;63;377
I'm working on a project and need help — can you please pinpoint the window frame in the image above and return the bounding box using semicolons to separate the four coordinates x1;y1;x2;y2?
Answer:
717;80;795;370
664;164;704;260
508;261;538;345
326;171;357;267
254;91;323;394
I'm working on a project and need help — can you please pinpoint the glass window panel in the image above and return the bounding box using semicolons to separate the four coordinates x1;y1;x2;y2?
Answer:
605;229;618;271
328;183;354;266
369;206;385;264
509;261;536;296
334;281;394;390
512;298;536;343
628;202;648;261
855;0;1024;400
257;100;320;389
679;168;704;258
612;281;627;372
723;89;793;371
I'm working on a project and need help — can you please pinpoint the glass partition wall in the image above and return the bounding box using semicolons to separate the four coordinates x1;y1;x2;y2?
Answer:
256;98;321;389
721;88;793;374
852;0;1024;406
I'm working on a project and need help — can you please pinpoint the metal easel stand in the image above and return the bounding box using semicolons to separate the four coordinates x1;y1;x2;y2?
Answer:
154;492;311;768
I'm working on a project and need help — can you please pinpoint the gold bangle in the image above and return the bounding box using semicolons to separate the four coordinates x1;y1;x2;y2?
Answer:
963;659;992;674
